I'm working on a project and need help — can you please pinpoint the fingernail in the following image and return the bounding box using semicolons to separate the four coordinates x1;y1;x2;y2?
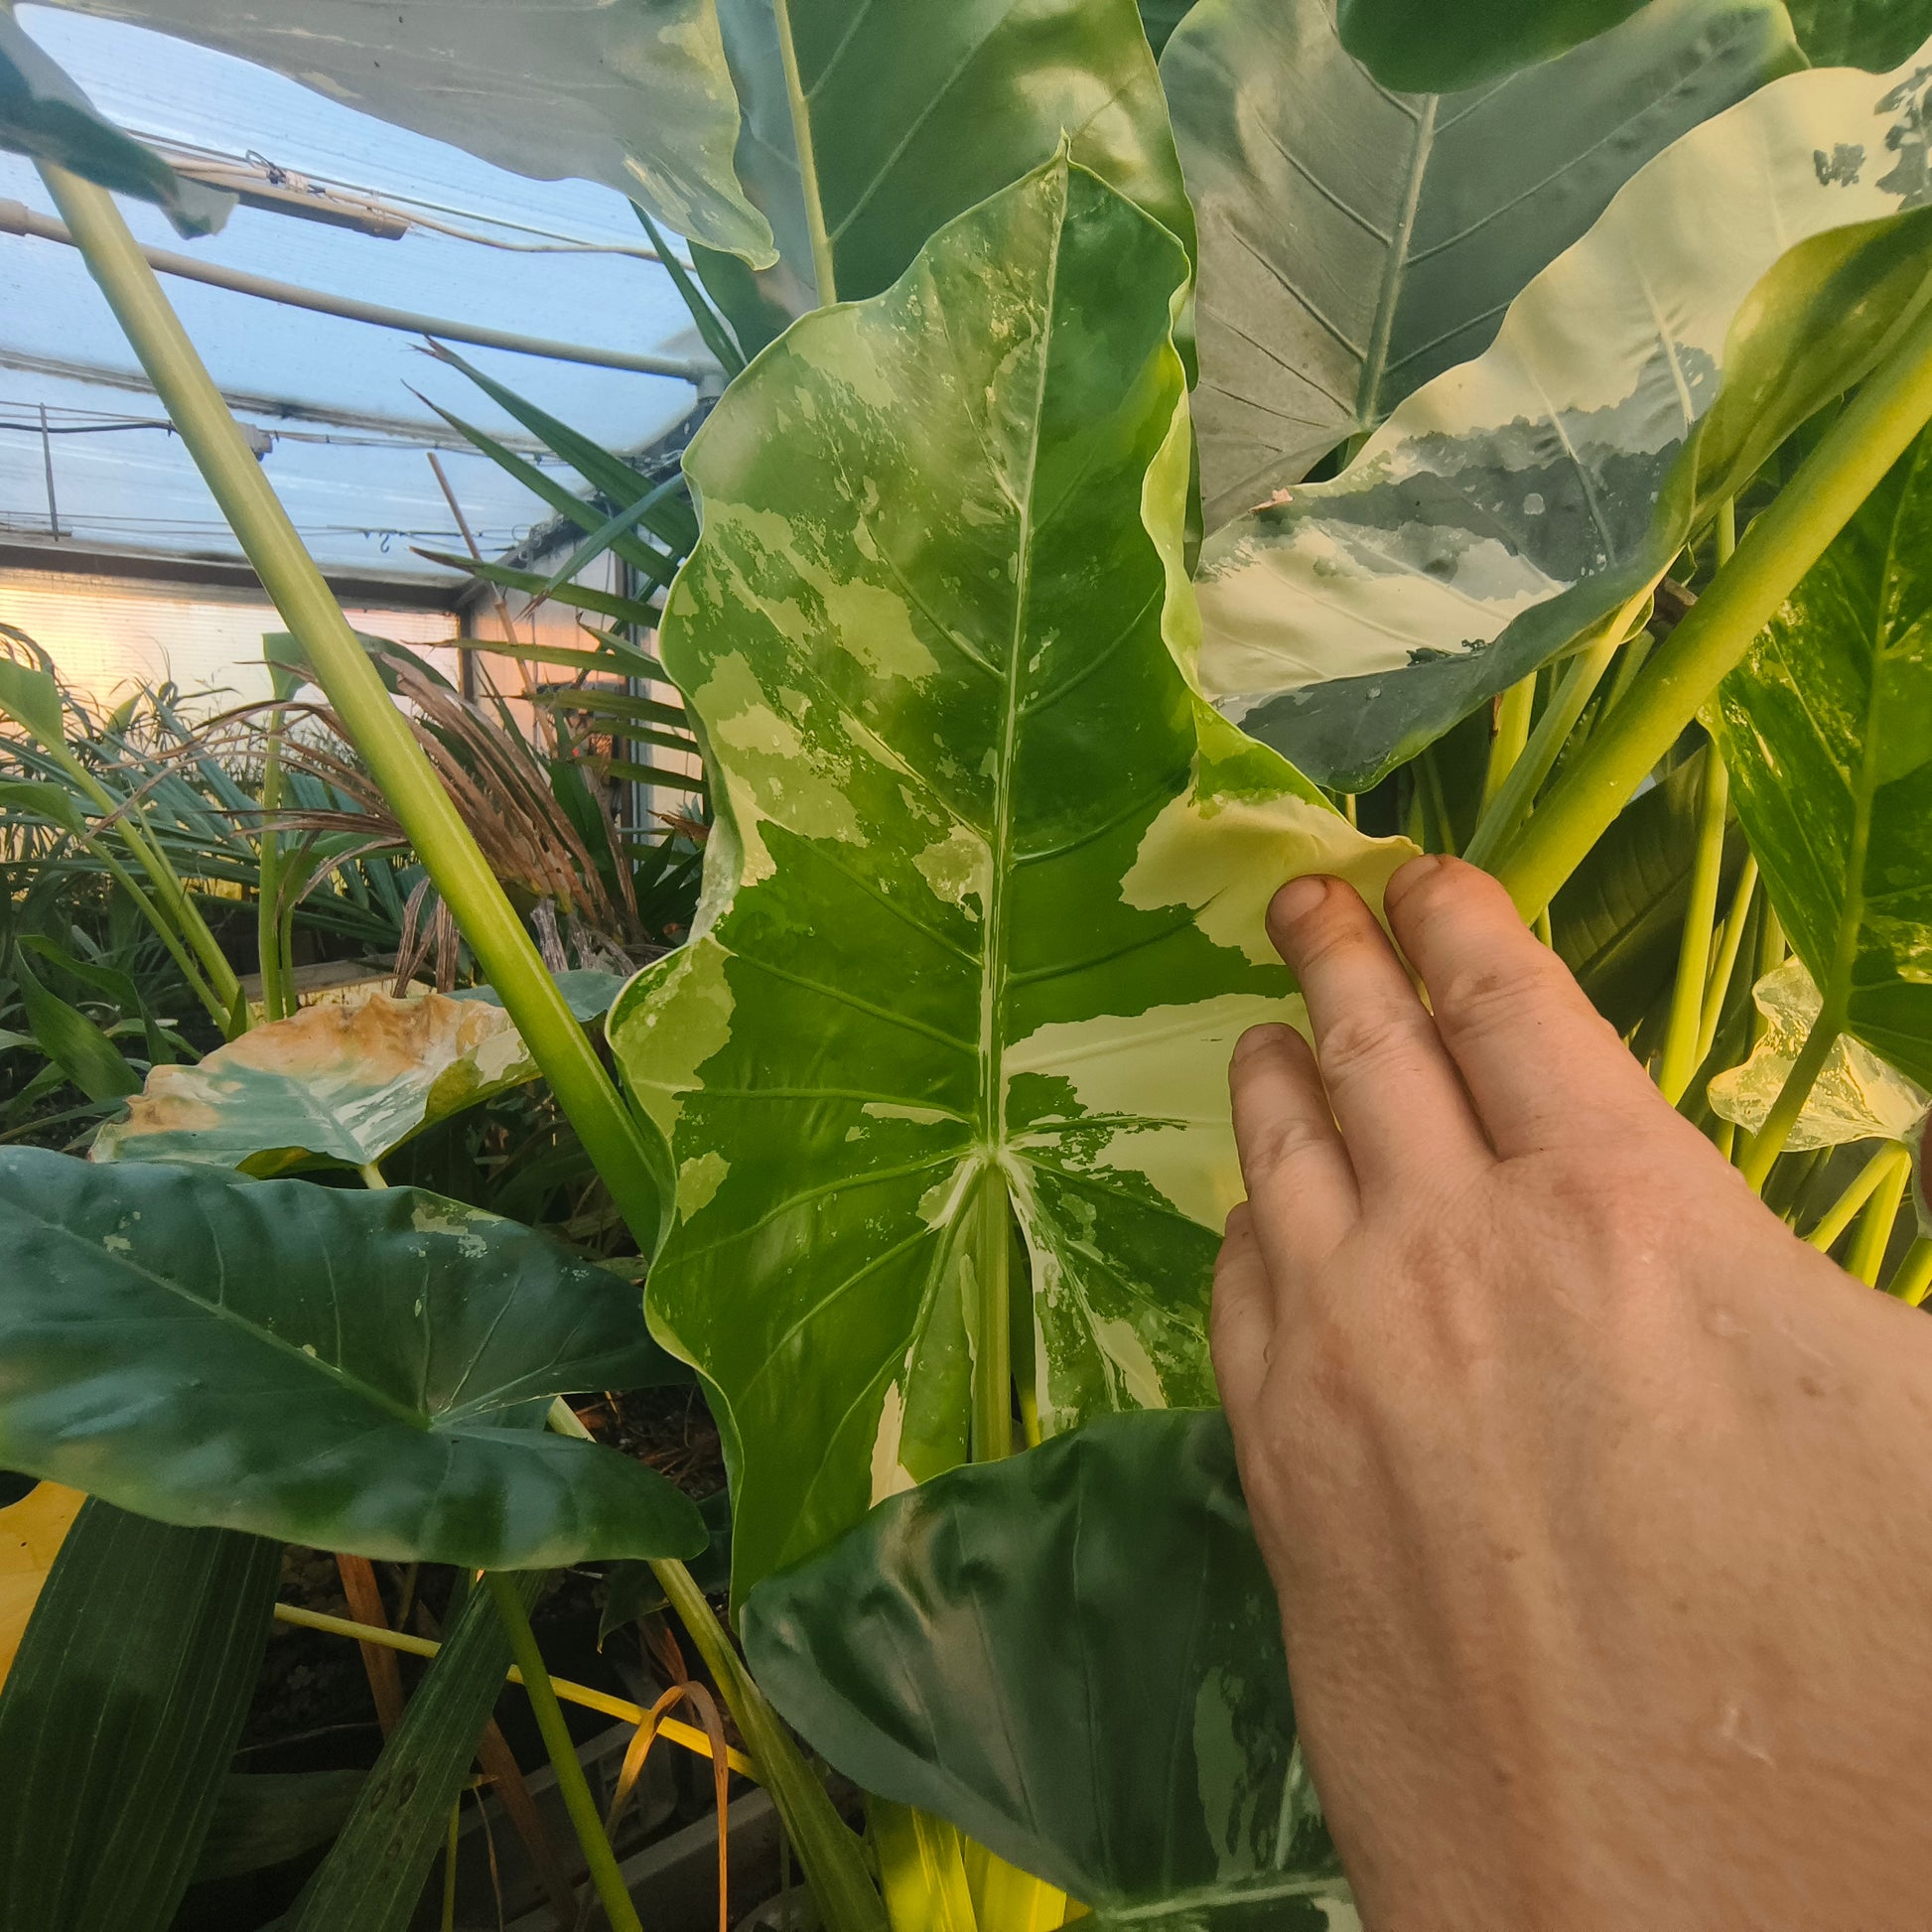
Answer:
1270;874;1331;927
1382;853;1445;909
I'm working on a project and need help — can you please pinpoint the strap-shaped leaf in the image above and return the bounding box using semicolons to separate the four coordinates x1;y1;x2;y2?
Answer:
1709;427;1932;1090
1194;44;1932;789
744;1411;1345;1930
92;991;539;1175
39;0;770;263
0;1505;280;1932
1165;0;1799;526
712;0;1194;319
0;3;231;235
0;1149;704;1568
609;156;1409;1599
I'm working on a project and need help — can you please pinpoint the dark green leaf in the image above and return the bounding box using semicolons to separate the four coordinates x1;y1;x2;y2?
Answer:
10;943;139;1099
635;201;747;376
609;158;1408;1600
1336;0;1648;89
191;1770;367;1882
0;4;231;235
1555;758;1745;1035
599;1486;734;1642
0;1149;705;1567
1166;0;1799;524
1710;425;1932;1089
412;549;665;630
1139;0;1193;53
0;1504;280;1932
0;1470;34;1508
745;1411;1345;1929
1788;0;1932;69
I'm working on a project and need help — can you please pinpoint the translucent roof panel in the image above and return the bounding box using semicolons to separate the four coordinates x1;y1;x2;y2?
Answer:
0;6;709;582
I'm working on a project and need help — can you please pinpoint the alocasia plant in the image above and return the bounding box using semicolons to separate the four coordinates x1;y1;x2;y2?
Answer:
610;153;1408;1600
1164;0;1799;525
1191;40;1932;788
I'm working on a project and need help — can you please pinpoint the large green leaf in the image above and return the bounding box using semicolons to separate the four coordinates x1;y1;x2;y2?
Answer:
1789;0;1932;69
1336;0;1649;89
709;0;1194;322
91;990;540;1175
0;1504;280;1932
40;0;770;263
745;1411;1346;1929
1193;45;1932;789
1164;0;1799;527
0;1149;705;1567
0;2;231;236
1708;426;1932;1090
608;157;1409;1600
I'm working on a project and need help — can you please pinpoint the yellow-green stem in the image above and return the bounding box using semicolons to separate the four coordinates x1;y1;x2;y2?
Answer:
39;163;670;1252
1847;1153;1912;1287
484;1571;643;1932
1886;1236;1932;1307
440;1801;460;1932
257;708;289;1023
1740;1005;1843;1193
1697;856;1758;1066
1463;631;1621;871
1715;495;1737;567
1494;293;1932;919
1481;674;1536;813
1752;905;1786;1049
1805;1143;1909;1253
1659;744;1729;1107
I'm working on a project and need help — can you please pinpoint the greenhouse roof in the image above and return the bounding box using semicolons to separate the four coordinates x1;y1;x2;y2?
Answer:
0;5;708;587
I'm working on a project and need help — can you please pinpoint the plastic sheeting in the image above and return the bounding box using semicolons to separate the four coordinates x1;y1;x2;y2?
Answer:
0;6;706;582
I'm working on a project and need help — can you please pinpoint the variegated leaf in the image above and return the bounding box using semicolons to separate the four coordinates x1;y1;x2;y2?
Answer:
1165;0;1798;526
39;0;772;264
609;157;1410;1599
1709;958;1931;1149
92;993;538;1175
1194;43;1932;789
1709;424;1932;1090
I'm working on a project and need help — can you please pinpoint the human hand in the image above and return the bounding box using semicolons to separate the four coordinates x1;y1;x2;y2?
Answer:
1216;855;1932;1930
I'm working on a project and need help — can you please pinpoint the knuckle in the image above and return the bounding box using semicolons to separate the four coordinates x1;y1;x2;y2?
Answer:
1240;1108;1336;1186
1316;1003;1429;1089
1431;959;1553;1047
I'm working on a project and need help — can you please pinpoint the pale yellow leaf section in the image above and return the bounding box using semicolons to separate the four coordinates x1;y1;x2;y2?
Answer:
1710;957;1931;1148
0;1482;85;1690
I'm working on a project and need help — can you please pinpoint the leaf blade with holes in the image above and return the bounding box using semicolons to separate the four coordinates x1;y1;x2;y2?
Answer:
608;158;1409;1600
744;1410;1344;1929
1165;0;1799;526
1193;46;1932;789
0;1149;704;1567
91;991;540;1174
1708;426;1932;1090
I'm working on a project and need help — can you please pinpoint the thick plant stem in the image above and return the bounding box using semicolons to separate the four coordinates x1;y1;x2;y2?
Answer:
484;1573;643;1932
1481;674;1535;812
1887;1237;1932;1307
972;1165;1014;1464
1494;293;1932;920
1462;630;1621;870
771;0;837;308
1659;744;1729;1106
1740;1006;1843;1193
40;164;669;1252
1806;1144;1909;1253
1847;1153;1912;1287
1697;856;1758;1066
